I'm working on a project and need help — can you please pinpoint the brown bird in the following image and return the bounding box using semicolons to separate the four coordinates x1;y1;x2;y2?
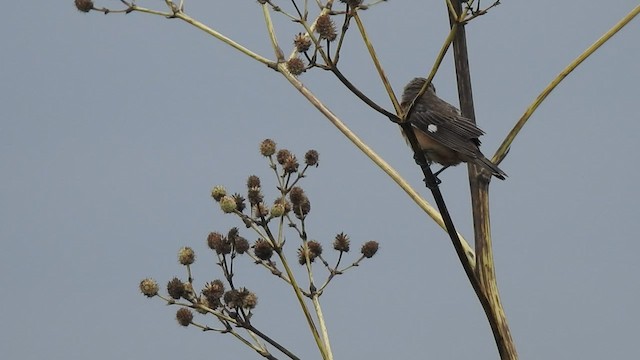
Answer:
400;77;507;180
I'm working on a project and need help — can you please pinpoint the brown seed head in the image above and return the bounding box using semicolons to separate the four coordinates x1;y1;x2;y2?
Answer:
254;202;269;217
333;232;350;252
304;150;319;166
288;186;305;205
260;139;277;156
361;241;379;258
297;245;313;265
202;279;225;304
293;33;312;53
167;277;186;299
274;197;292;214
308;241;323;258
316;14;337;42
232;193;246;212
176;308;193;327
207;232;223;251
247;175;261;188
283;154;299;174
178;247;196;265
234;236;250;254
276;149;292;165
75;0;94;12
286;57;306;76
247;186;263;205
139;278;159;297
253;239;274;260
293;198;311;219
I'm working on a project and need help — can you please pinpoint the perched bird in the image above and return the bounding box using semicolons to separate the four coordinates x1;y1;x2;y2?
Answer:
400;77;507;180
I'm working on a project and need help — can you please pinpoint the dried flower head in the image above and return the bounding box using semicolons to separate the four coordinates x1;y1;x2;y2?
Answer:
202;279;225;305
274;197;292;214
176;308;193;327
247;175;261;188
283;154;299;174
259;139;277;156
308;241;323;258
361;241;379;258
288;186;305;205
211;185;227;201
247;186;263;205
178;247;195;265
270;203;285;218
293;33;312;53
220;195;237;213
232;193;246;212
304;150;319;167
75;0;94;12
254;202;269;218
276;149;292;165
234;236;250;254
207;232;223;251
139;278;159;297
167;277;186;299
297;245;314;265
253;238;274;261
286;57;306;76
316;14;337;41
333;232;350;252
293;197;311;219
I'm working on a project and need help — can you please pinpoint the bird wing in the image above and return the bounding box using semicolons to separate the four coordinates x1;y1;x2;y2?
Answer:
409;109;484;158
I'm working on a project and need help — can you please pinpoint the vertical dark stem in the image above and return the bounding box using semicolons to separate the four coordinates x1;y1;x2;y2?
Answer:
447;1;518;359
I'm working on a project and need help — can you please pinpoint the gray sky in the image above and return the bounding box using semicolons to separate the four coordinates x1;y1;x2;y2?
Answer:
2;1;639;359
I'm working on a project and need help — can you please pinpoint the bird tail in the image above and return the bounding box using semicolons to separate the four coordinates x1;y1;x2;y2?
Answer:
476;156;507;180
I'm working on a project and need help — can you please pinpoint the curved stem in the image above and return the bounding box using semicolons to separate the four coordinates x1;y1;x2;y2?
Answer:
493;3;640;164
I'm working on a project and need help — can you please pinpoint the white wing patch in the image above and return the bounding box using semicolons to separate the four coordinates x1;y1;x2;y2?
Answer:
427;124;438;133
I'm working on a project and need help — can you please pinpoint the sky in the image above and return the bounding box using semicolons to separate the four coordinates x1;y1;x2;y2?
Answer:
1;1;639;359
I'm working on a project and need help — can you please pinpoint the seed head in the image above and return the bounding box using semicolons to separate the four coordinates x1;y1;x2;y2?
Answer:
361;241;379;258
75;0;94;12
333;232;350;252
176;308;193;327
294;33;312;53
316;14;337;42
220;195;237;213
178;247;195;265
139;278;159;297
286;57;306;76
259;139;277;156
304;150;319;166
211;185;227;201
247;175;261;188
167;277;186;299
253;239;274;261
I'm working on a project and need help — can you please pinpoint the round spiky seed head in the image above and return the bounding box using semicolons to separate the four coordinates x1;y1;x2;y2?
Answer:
139;278;159;297
283;155;299;174
274;197;292;214
333;232;350;252
176;308;193;327
297;245;313;265
259;139;277;156
234;236;250;254
167;277;186;299
270;203;285;218
253;239;273;260
289;186;305;205
207;232;224;252
247;175;261;189
247;186;263;205
304;150;319;166
293;198;311;219
227;227;239;241
286;57;306;76
361;241;379;258
276;149;292;165
232;193;246;212
220;195;237;213
239;288;258;309
223;289;239;308
254;203;269;217
293;33;312;53
211;185;227;201
178;247;196;265
202;279;225;303
75;0;94;12
308;240;323;258
316;14;337;42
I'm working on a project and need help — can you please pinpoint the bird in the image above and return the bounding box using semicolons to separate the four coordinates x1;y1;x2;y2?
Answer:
400;77;507;180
